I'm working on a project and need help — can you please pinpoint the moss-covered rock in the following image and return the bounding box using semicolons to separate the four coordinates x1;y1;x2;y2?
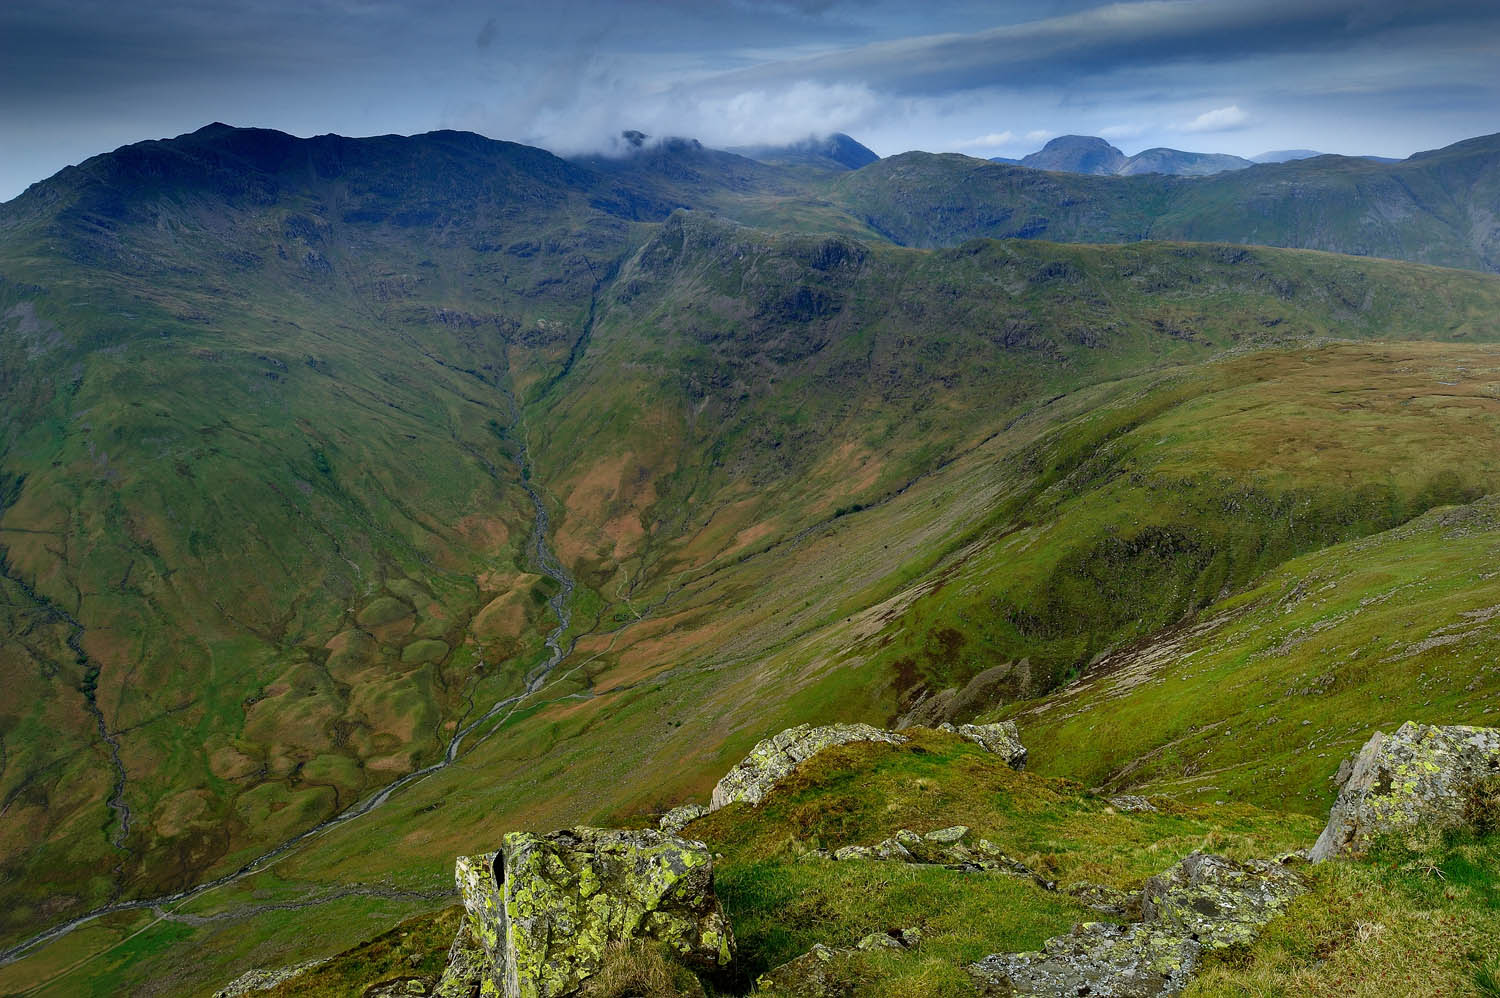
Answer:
454;828;732;998
755;929;921;997
824;824;1052;886
658;803;709;835
968;852;1303;996
971;921;1201;997
939;720;1028;770
212;959;326;998
1310;721;1500;861
709;723;907;811
1140;852;1303;950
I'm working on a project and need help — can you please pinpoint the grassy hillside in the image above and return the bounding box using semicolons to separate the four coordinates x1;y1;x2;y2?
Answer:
832;134;1500;272
165;729;1500;998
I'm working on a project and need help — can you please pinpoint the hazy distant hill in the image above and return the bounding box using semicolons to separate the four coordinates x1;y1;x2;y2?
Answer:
727;132;880;171
1252;148;1324;163
1004;134;1255;177
1117;146;1256;176
841;131;1500;272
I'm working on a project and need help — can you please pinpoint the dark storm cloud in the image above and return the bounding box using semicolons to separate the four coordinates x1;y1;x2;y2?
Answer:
700;0;1500;96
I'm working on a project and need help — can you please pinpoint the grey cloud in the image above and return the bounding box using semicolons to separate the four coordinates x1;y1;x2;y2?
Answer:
476;16;498;48
694;0;1500;97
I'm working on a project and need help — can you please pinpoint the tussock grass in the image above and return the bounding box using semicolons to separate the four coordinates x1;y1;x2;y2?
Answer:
1189;830;1500;998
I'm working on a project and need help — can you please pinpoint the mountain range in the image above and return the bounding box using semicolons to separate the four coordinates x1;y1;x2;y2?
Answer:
2;123;1500;996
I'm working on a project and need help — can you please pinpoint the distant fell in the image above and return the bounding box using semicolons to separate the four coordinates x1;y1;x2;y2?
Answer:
1019;135;1127;175
1252;148;1324;163
727;132;880;171
1117;147;1255;176
1007;134;1254;177
842;131;1500;271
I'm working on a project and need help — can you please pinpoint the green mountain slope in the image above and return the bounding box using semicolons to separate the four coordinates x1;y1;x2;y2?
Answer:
834;133;1500;272
3;124;1500;996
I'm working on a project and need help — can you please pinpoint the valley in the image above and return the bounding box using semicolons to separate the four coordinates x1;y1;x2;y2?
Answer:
2;123;1500;996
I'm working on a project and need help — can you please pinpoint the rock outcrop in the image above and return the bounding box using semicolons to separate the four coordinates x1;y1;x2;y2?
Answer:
755;929;923;996
1108;795;1157;813
659;803;709;835
1311;721;1500;861
213;960;326;998
433;919;494;998
969;852;1304;997
710;724;907;810
938;720;1028;770
451;827;733;998
819;825;1052;888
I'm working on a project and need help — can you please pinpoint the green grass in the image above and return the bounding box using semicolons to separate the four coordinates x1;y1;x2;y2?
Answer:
687;729;1314;993
1006;492;1500;813
1189;829;1500;997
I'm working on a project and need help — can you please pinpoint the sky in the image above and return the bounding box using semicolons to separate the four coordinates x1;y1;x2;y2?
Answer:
2;0;1498;201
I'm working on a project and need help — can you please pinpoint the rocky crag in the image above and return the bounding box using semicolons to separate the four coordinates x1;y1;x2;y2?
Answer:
222;720;1500;997
1311;721;1500;861
444;828;733;998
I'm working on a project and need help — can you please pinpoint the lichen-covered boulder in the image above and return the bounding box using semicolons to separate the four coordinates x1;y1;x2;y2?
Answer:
1141;852;1304;949
756;929;922;997
710;723;906;810
455;828;733;998
968;852;1303;997
434;919;496;998
454;852;506;992
938;721;1027;770
970;921;1201;998
1108;795;1157;813
659;803;709;835
1310;722;1500;861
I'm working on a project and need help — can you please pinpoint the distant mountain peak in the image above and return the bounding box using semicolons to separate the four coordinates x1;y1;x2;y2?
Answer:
726;133;879;171
1021;135;1127;175
1006;134;1252;177
1252;149;1324;163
